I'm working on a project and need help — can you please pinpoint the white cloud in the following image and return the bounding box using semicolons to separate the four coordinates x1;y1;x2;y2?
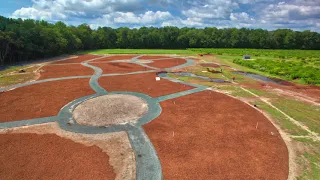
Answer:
230;12;254;22
8;0;320;31
182;0;239;19
114;11;172;24
91;11;172;28
248;0;319;31
12;7;67;20
161;17;208;28
12;0;142;21
261;1;320;21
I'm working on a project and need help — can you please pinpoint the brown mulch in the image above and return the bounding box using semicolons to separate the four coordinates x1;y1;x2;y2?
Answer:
0;78;95;122
143;90;288;180
99;72;193;98
0;133;115;180
199;63;221;68
52;54;101;64
148;58;187;69
90;62;150;74
39;64;94;79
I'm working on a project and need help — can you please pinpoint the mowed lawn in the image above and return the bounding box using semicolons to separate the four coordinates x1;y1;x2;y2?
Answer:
81;49;194;55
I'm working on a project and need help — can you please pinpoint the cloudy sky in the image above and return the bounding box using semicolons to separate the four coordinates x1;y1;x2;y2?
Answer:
1;0;320;31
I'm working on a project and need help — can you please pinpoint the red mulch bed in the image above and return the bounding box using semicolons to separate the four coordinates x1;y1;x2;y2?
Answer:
148;58;187;69
52;54;100;64
143;90;288;180
99;73;193;97
0;133;115;180
93;55;138;63
138;56;169;60
39;64;94;79
90;62;150;74
0;79;95;122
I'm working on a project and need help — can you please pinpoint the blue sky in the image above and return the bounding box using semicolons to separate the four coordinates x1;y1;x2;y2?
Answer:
1;0;319;31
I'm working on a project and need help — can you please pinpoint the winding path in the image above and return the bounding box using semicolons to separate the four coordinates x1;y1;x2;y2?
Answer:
0;55;208;180
0;55;288;180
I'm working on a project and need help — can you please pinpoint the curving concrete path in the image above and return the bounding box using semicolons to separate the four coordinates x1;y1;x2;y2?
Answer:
0;55;208;180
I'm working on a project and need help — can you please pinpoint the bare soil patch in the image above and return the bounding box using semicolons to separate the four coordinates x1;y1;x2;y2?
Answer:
199;63;221;68
93;55;138;63
91;62;150;74
39;64;94;79
143;90;288;180
0;78;95;122
273;84;320;102
99;72;193;97
73;94;148;126
242;81;320;104
0;133;116;180
52;54;100;64
148;58;186;69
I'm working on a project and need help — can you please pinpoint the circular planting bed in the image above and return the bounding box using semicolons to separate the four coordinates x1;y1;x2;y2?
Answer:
73;94;148;126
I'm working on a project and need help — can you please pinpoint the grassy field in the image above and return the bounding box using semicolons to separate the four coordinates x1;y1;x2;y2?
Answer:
234;58;320;85
81;49;194;55
0;65;31;76
0;73;35;87
189;48;320;86
0;65;39;87
189;48;320;58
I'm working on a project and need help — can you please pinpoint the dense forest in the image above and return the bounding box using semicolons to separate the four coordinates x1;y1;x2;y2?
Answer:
0;16;320;66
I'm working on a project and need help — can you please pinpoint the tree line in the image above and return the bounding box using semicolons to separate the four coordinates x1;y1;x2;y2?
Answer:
0;16;319;66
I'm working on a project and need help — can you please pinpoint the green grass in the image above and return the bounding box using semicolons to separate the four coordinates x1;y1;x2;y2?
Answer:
80;49;194;55
189;48;320;59
188;48;320;86
0;64;39;87
230;88;256;98
191;66;227;80
215;55;298;80
246;88;278;97
168;74;213;86
271;98;320;134
0;65;31;76
296;140;320;180
201;54;284;83
233;58;320;85
300;153;320;180
250;100;309;136
0;73;35;87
